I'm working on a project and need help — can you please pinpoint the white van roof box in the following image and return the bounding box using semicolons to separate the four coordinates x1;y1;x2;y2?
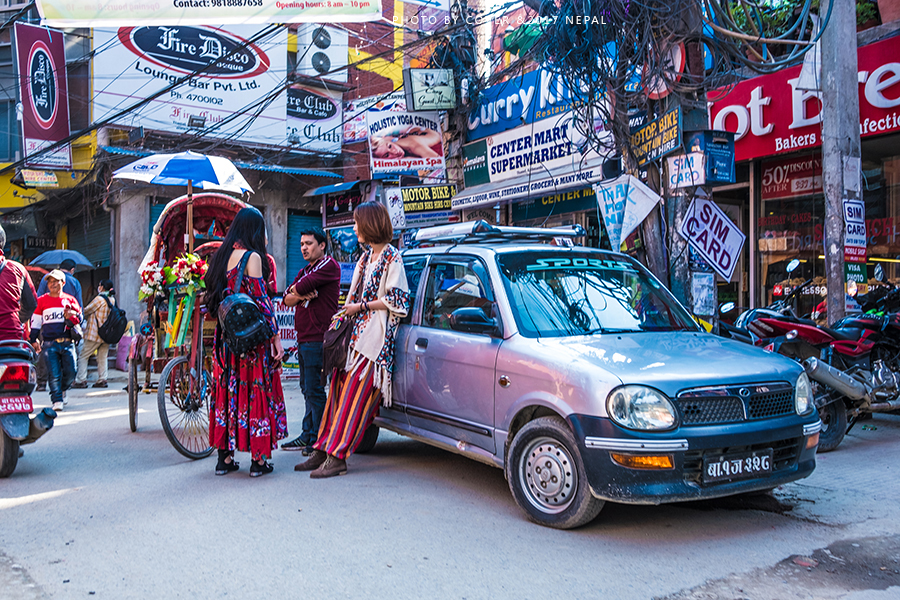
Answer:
413;220;586;246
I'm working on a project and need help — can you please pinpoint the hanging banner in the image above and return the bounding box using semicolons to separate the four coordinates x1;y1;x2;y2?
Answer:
384;187;407;229
36;0;381;27
679;197;746;281
592;175;661;250
15;23;72;169
366;110;445;175
93;26;286;147
286;85;342;153
843;198;867;264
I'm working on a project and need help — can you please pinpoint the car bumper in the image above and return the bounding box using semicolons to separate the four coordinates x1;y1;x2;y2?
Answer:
568;413;820;504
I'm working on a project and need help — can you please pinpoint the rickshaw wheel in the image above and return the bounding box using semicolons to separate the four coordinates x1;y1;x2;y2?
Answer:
157;355;214;459
127;357;139;432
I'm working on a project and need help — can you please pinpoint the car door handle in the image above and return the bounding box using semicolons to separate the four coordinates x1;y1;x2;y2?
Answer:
415;337;428;350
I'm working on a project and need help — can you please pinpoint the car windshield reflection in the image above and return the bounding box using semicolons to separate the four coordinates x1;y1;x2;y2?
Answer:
497;252;698;338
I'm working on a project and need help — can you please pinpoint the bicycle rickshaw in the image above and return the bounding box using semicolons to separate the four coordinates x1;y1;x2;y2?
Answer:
127;192;248;459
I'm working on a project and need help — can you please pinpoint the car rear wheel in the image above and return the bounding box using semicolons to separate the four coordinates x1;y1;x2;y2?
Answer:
354;424;379;454
506;416;604;529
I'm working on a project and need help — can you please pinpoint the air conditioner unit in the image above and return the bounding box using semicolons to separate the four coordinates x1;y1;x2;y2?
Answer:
295;24;347;83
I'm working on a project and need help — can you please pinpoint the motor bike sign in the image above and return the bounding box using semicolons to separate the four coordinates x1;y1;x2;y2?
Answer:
679;197;746;281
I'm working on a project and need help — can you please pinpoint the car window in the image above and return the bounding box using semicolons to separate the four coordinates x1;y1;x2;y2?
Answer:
423;260;493;331
401;256;427;325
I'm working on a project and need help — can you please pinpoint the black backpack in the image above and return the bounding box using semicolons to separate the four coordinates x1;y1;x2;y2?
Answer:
217;251;275;356
98;296;128;344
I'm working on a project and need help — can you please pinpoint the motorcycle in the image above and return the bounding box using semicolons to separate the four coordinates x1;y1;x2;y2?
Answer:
0;339;56;477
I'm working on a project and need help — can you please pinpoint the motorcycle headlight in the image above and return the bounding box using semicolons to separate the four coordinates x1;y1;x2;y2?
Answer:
607;386;677;431
795;372;813;415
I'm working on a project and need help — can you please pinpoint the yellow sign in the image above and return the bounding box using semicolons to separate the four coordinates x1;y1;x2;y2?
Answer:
21;170;58;187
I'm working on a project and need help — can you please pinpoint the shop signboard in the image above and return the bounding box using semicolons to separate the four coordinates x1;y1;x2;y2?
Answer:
511;187;596;222
93;26;287;147
286;85;342;153
401;184;456;213
21;170;58;187
404;210;460;228
709;34;900;161
761;155;823;200
35;0;380;27
467;67;580;141
26;236;56;249
462;114;611;188
679;197;746;281
384;187;407;229
843;198;867;264
366;110;445;175
15;23;72;169
630;106;681;167
403;68;456;111
452;163;607;211
323;181;379;229
343;91;405;144
666;153;706;189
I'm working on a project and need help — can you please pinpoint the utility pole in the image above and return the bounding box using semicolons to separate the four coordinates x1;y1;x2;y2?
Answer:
820;0;862;325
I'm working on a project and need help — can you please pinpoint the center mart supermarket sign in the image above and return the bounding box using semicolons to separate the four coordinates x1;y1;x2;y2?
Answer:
462;113;613;188
93;26;286;147
467;67;582;141
709;34;900;161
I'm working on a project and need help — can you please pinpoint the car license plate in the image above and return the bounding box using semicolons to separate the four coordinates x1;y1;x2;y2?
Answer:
702;449;773;484
0;396;33;414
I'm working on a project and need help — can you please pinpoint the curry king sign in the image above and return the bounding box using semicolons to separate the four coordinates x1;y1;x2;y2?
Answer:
708;35;900;162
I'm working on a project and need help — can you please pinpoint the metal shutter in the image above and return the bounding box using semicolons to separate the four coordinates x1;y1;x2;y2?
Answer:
67;210;111;268
286;212;322;283
149;201;167;238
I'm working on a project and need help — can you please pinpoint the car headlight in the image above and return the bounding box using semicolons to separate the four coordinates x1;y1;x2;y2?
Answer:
606;386;677;431
795;372;813;415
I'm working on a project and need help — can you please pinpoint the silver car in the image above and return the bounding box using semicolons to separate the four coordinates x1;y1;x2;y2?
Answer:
364;223;821;529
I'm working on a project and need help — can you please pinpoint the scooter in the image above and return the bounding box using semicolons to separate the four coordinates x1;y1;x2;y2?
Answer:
0;339;56;477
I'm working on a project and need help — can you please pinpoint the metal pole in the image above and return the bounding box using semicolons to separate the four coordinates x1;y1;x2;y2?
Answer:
820;0;861;325
187;179;194;254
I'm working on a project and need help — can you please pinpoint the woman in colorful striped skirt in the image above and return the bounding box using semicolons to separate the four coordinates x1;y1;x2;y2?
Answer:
295;201;409;478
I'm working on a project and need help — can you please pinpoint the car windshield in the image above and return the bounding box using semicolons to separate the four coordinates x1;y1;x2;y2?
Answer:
497;251;699;338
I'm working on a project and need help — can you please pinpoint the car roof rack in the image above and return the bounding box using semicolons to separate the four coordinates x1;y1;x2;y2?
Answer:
411;220;586;246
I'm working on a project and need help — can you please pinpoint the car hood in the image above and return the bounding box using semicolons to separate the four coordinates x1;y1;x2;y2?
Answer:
535;331;802;397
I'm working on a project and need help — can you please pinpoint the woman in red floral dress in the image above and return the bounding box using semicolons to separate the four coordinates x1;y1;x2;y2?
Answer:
204;207;286;477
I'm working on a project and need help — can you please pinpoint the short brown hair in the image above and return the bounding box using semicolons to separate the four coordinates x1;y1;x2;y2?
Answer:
354;201;393;245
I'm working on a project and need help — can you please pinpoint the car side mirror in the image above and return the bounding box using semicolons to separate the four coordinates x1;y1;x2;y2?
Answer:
449;307;499;336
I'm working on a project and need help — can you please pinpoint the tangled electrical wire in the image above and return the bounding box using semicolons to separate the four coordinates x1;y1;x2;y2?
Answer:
520;0;831;166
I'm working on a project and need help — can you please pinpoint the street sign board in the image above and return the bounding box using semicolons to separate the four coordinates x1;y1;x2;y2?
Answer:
679;197;746;281
630;106;681;167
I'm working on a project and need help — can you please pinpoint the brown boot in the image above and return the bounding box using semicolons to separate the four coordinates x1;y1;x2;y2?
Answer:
309;455;347;479
294;449;327;472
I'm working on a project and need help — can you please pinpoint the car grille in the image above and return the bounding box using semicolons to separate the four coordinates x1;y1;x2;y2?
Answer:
682;437;802;485
675;382;795;426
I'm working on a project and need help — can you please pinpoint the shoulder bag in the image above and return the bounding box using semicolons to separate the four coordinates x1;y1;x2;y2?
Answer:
321;259;366;381
217;251;276;356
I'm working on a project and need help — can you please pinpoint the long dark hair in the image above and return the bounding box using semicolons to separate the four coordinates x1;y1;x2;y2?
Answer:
204;206;270;313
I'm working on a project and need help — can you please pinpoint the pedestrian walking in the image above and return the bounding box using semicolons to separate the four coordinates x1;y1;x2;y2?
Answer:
30;269;81;412
0;224;37;342
295;201;409;478
280;227;341;455
71;279;115;389
35;258;82;392
204;207;287;477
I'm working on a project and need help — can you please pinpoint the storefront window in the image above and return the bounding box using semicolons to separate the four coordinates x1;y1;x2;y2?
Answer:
756;152;900;317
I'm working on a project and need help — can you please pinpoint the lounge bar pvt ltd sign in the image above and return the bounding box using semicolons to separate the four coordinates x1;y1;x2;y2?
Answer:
15;23;71;169
93;26;286;147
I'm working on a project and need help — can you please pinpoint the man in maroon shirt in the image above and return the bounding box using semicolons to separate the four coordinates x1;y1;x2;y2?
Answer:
281;227;341;456
0;225;37;343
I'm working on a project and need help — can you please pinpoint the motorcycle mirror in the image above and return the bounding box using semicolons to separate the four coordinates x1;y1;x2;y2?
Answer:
719;302;736;314
874;264;885;282
786;258;801;273
847;279;858;297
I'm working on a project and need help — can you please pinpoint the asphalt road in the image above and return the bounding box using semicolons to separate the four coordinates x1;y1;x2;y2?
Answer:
2;375;899;599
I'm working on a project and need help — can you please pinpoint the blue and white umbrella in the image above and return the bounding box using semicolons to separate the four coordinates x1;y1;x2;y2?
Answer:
112;150;253;195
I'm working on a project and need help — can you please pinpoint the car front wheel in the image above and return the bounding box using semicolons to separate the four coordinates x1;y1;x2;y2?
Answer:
506;416;604;529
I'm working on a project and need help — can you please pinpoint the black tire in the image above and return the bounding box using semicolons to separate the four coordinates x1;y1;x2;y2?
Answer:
817;399;847;452
128;358;139;433
506;416;604;529
157;356;214;460
0;428;19;478
354;424;379;454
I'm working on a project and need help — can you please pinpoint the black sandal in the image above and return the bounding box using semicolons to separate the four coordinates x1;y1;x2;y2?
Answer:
215;450;239;476
250;459;274;477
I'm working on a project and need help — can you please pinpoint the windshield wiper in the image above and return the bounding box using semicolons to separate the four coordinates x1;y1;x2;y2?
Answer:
583;327;642;335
